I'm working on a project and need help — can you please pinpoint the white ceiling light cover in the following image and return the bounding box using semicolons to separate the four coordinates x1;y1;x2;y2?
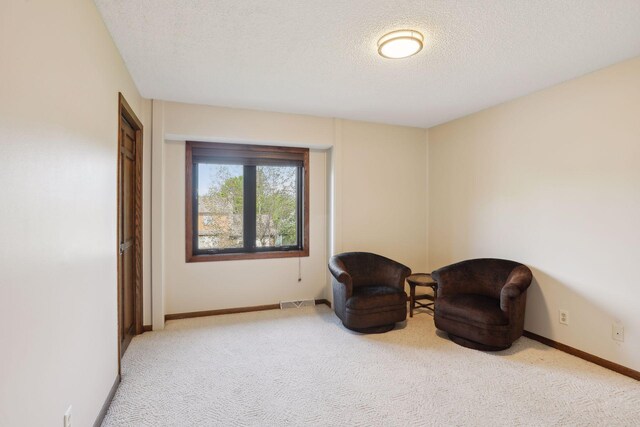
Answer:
378;30;424;59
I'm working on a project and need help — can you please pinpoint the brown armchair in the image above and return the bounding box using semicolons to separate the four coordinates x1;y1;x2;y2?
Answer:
432;258;532;351
329;252;411;333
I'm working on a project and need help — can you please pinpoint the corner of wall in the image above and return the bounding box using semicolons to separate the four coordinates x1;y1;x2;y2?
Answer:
151;99;166;329
424;128;430;271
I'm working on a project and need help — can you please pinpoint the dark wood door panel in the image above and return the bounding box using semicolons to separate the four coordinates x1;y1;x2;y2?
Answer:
117;106;141;359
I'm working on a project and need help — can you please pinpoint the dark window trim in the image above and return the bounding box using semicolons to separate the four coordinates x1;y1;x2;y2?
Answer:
185;141;310;262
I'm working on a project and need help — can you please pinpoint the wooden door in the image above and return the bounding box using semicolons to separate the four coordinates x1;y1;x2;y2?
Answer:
118;116;137;356
116;93;143;370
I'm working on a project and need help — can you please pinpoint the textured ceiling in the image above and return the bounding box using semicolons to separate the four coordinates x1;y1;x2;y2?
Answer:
95;0;640;128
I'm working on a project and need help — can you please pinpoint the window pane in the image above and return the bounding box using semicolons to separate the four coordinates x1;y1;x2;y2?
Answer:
256;165;298;248
197;163;243;250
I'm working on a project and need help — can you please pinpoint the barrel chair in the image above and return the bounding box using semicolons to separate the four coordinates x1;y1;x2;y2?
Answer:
432;258;533;351
328;252;411;333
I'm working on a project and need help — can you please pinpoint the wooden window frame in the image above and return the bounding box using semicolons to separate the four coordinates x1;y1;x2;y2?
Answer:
185;141;309;262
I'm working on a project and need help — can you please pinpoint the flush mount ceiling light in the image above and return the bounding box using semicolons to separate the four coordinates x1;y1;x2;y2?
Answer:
377;29;424;59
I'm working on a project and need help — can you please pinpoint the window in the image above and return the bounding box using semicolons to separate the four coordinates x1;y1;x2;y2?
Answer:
186;141;309;262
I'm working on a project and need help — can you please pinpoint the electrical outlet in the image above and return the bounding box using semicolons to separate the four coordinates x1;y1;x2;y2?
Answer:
64;406;72;427
559;309;569;325
613;324;624;342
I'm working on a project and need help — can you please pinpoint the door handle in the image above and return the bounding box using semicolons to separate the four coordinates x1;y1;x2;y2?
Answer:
119;241;133;255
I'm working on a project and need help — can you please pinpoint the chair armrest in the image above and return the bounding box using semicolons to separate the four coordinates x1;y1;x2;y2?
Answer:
328;257;353;296
499;266;533;312
379;258;412;289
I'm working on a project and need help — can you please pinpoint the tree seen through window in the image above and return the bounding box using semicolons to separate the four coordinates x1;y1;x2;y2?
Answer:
197;164;298;250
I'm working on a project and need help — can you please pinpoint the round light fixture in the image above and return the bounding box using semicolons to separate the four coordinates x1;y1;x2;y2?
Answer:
377;30;424;59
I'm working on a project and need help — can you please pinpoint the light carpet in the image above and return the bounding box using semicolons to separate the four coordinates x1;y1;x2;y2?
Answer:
103;305;640;426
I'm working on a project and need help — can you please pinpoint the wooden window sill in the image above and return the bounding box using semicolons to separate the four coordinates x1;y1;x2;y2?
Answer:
187;249;309;263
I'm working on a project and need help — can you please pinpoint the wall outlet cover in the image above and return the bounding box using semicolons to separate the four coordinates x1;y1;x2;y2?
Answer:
612;324;624;342
559;309;569;325
64;405;72;427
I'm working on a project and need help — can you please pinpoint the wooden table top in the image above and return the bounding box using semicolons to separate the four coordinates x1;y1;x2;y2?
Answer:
407;273;437;286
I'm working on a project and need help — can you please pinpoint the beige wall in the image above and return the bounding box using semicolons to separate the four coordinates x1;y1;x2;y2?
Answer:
158;102;332;316
428;56;640;371
0;0;148;425
163;144;329;313
340;120;428;273
152;102;428;317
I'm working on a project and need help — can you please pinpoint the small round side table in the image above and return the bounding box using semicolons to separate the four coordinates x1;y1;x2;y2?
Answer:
407;273;438;317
